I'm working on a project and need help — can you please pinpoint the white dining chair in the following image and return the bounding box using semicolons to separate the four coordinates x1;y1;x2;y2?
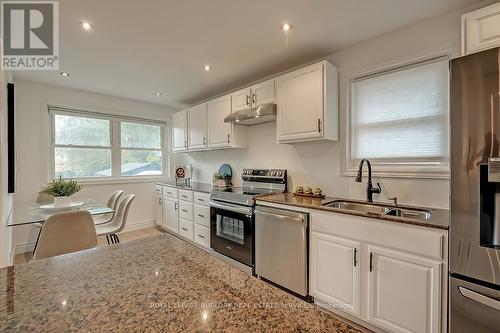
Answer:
95;194;135;244
93;190;124;225
32;210;97;260
33;192;55;254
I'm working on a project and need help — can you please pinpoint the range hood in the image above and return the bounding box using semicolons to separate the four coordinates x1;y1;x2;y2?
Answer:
224;103;277;126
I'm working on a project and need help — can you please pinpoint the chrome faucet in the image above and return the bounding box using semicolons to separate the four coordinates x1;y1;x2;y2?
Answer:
355;159;381;202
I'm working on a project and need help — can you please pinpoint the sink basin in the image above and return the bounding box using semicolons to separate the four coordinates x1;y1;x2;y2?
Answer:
323;200;432;221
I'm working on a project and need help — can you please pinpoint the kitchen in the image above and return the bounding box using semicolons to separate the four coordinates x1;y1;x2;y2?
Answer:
1;0;500;332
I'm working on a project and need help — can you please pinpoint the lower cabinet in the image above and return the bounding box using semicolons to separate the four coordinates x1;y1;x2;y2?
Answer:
162;197;179;234
179;218;194;241
309;210;446;333
310;232;361;316
194;224;210;248
367;246;441;333
155;194;162;226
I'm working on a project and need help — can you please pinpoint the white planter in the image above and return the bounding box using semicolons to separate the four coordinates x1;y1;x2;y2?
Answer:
53;196;71;208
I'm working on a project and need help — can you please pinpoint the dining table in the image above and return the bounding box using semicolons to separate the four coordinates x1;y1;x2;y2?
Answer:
7;199;114;227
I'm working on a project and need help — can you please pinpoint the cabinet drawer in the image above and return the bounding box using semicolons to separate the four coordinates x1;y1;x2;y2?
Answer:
162;186;178;199
194;224;210;248
155;185;162;195
194;192;210;206
179;219;193;241
179;201;193;221
179;189;193;202
194;204;210;227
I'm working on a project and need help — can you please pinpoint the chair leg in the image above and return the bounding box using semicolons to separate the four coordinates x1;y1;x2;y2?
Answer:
115;234;120;243
111;234;120;244
106;235;110;245
32;229;42;254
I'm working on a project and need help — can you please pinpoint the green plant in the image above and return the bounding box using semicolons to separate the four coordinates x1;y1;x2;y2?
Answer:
41;176;83;197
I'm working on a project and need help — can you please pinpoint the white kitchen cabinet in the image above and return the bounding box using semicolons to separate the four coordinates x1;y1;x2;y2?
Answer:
172;110;188;152
194;224;210;248
179;200;193;221
367;245;441;333
179;218;194;241
154;194;162;226
250;79;275;106
276;61;338;143
462;2;500;55
208;95;233;148
231;87;252;112
162;197;179;234
310;232;361;317
188;103;207;150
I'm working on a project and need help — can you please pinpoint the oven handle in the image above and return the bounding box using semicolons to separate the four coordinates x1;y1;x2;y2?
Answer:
209;200;253;215
459;286;500;311
255;208;305;223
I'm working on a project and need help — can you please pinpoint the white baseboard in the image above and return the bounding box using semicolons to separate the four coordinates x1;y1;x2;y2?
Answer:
14;219;159;255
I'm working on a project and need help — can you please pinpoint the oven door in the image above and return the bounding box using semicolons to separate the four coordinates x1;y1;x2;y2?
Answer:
210;200;254;266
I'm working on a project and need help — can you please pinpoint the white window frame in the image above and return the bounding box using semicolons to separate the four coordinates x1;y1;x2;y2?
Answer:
342;56;450;179
49;106;169;183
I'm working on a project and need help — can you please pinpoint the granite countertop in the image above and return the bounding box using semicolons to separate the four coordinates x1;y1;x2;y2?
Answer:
257;193;449;230
0;234;365;332
155;180;213;193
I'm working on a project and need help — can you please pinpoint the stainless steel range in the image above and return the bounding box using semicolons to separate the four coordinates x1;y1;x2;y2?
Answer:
209;169;287;272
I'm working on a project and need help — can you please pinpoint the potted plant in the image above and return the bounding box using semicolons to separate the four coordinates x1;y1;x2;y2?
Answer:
41;176;83;208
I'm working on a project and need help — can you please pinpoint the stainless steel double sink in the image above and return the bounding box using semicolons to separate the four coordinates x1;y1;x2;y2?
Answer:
322;200;432;221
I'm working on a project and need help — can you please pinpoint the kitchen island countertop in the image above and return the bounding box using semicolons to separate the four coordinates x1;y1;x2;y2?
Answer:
0;233;364;332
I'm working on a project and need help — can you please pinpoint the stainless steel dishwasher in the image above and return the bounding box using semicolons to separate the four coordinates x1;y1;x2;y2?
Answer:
255;206;312;302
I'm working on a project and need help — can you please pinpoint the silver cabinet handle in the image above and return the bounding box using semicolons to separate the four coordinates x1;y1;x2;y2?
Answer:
197;198;205;202
369;252;373;272
174;202;178;211
203;137;206;145
227;134;230;144
459;287;500;311
246;95;250;106
181;227;188;231
353;248;358;267
197;234;205;239
181;209;188;213
197;214;205;218
252;93;256;105
255;210;304;223
181;195;188;198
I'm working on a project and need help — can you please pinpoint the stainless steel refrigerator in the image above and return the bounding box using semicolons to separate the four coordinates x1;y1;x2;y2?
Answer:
450;47;500;333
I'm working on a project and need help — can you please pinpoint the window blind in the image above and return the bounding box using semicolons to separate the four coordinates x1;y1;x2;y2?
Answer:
351;58;449;164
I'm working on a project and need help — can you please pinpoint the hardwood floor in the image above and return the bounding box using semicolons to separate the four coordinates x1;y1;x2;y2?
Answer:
13;226;166;265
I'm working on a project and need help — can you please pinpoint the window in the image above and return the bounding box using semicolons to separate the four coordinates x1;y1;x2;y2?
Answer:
345;57;449;178
50;107;167;180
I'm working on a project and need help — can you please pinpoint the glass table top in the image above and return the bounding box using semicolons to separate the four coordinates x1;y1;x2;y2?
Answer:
8;199;113;227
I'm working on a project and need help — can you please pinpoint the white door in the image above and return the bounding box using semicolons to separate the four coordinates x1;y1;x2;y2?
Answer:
367;245;441;333
276;63;324;142
208;95;232;148
310;232;361;316
231;87;251;112
154;194;162;226
172;110;188;152
162;198;179;234
188;103;207;150
251;79;275;106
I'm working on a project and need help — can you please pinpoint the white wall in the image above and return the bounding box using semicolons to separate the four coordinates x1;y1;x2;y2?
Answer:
12;80;177;254
172;4;486;210
0;66;14;267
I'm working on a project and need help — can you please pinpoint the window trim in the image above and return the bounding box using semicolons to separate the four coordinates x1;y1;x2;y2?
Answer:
48;106;169;182
341;55;450;180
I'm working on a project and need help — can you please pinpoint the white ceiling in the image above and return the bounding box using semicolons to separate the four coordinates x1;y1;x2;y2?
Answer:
13;0;484;108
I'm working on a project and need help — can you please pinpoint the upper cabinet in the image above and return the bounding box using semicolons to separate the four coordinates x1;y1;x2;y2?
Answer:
188;103;207;150
462;3;500;55
231;79;275;113
208;95;233;148
172;109;188;152
276;61;338;143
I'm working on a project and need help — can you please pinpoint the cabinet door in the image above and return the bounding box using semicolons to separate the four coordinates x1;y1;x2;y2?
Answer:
231;87;251;112
188;103;207;150
162;198;179;234
251;79;275;106
208;95;233;148
172;110;188;152
154;194;162;226
367;246;441;333
310;232;361;316
463;3;500;55
276;63;323;142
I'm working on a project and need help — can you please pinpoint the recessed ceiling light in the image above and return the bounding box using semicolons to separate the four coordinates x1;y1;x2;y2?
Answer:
282;23;292;31
60;72;70;77
154;92;162;96
80;21;93;31
203;65;212;71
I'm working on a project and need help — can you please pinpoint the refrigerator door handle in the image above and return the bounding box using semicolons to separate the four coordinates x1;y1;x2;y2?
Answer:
459;286;500;311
